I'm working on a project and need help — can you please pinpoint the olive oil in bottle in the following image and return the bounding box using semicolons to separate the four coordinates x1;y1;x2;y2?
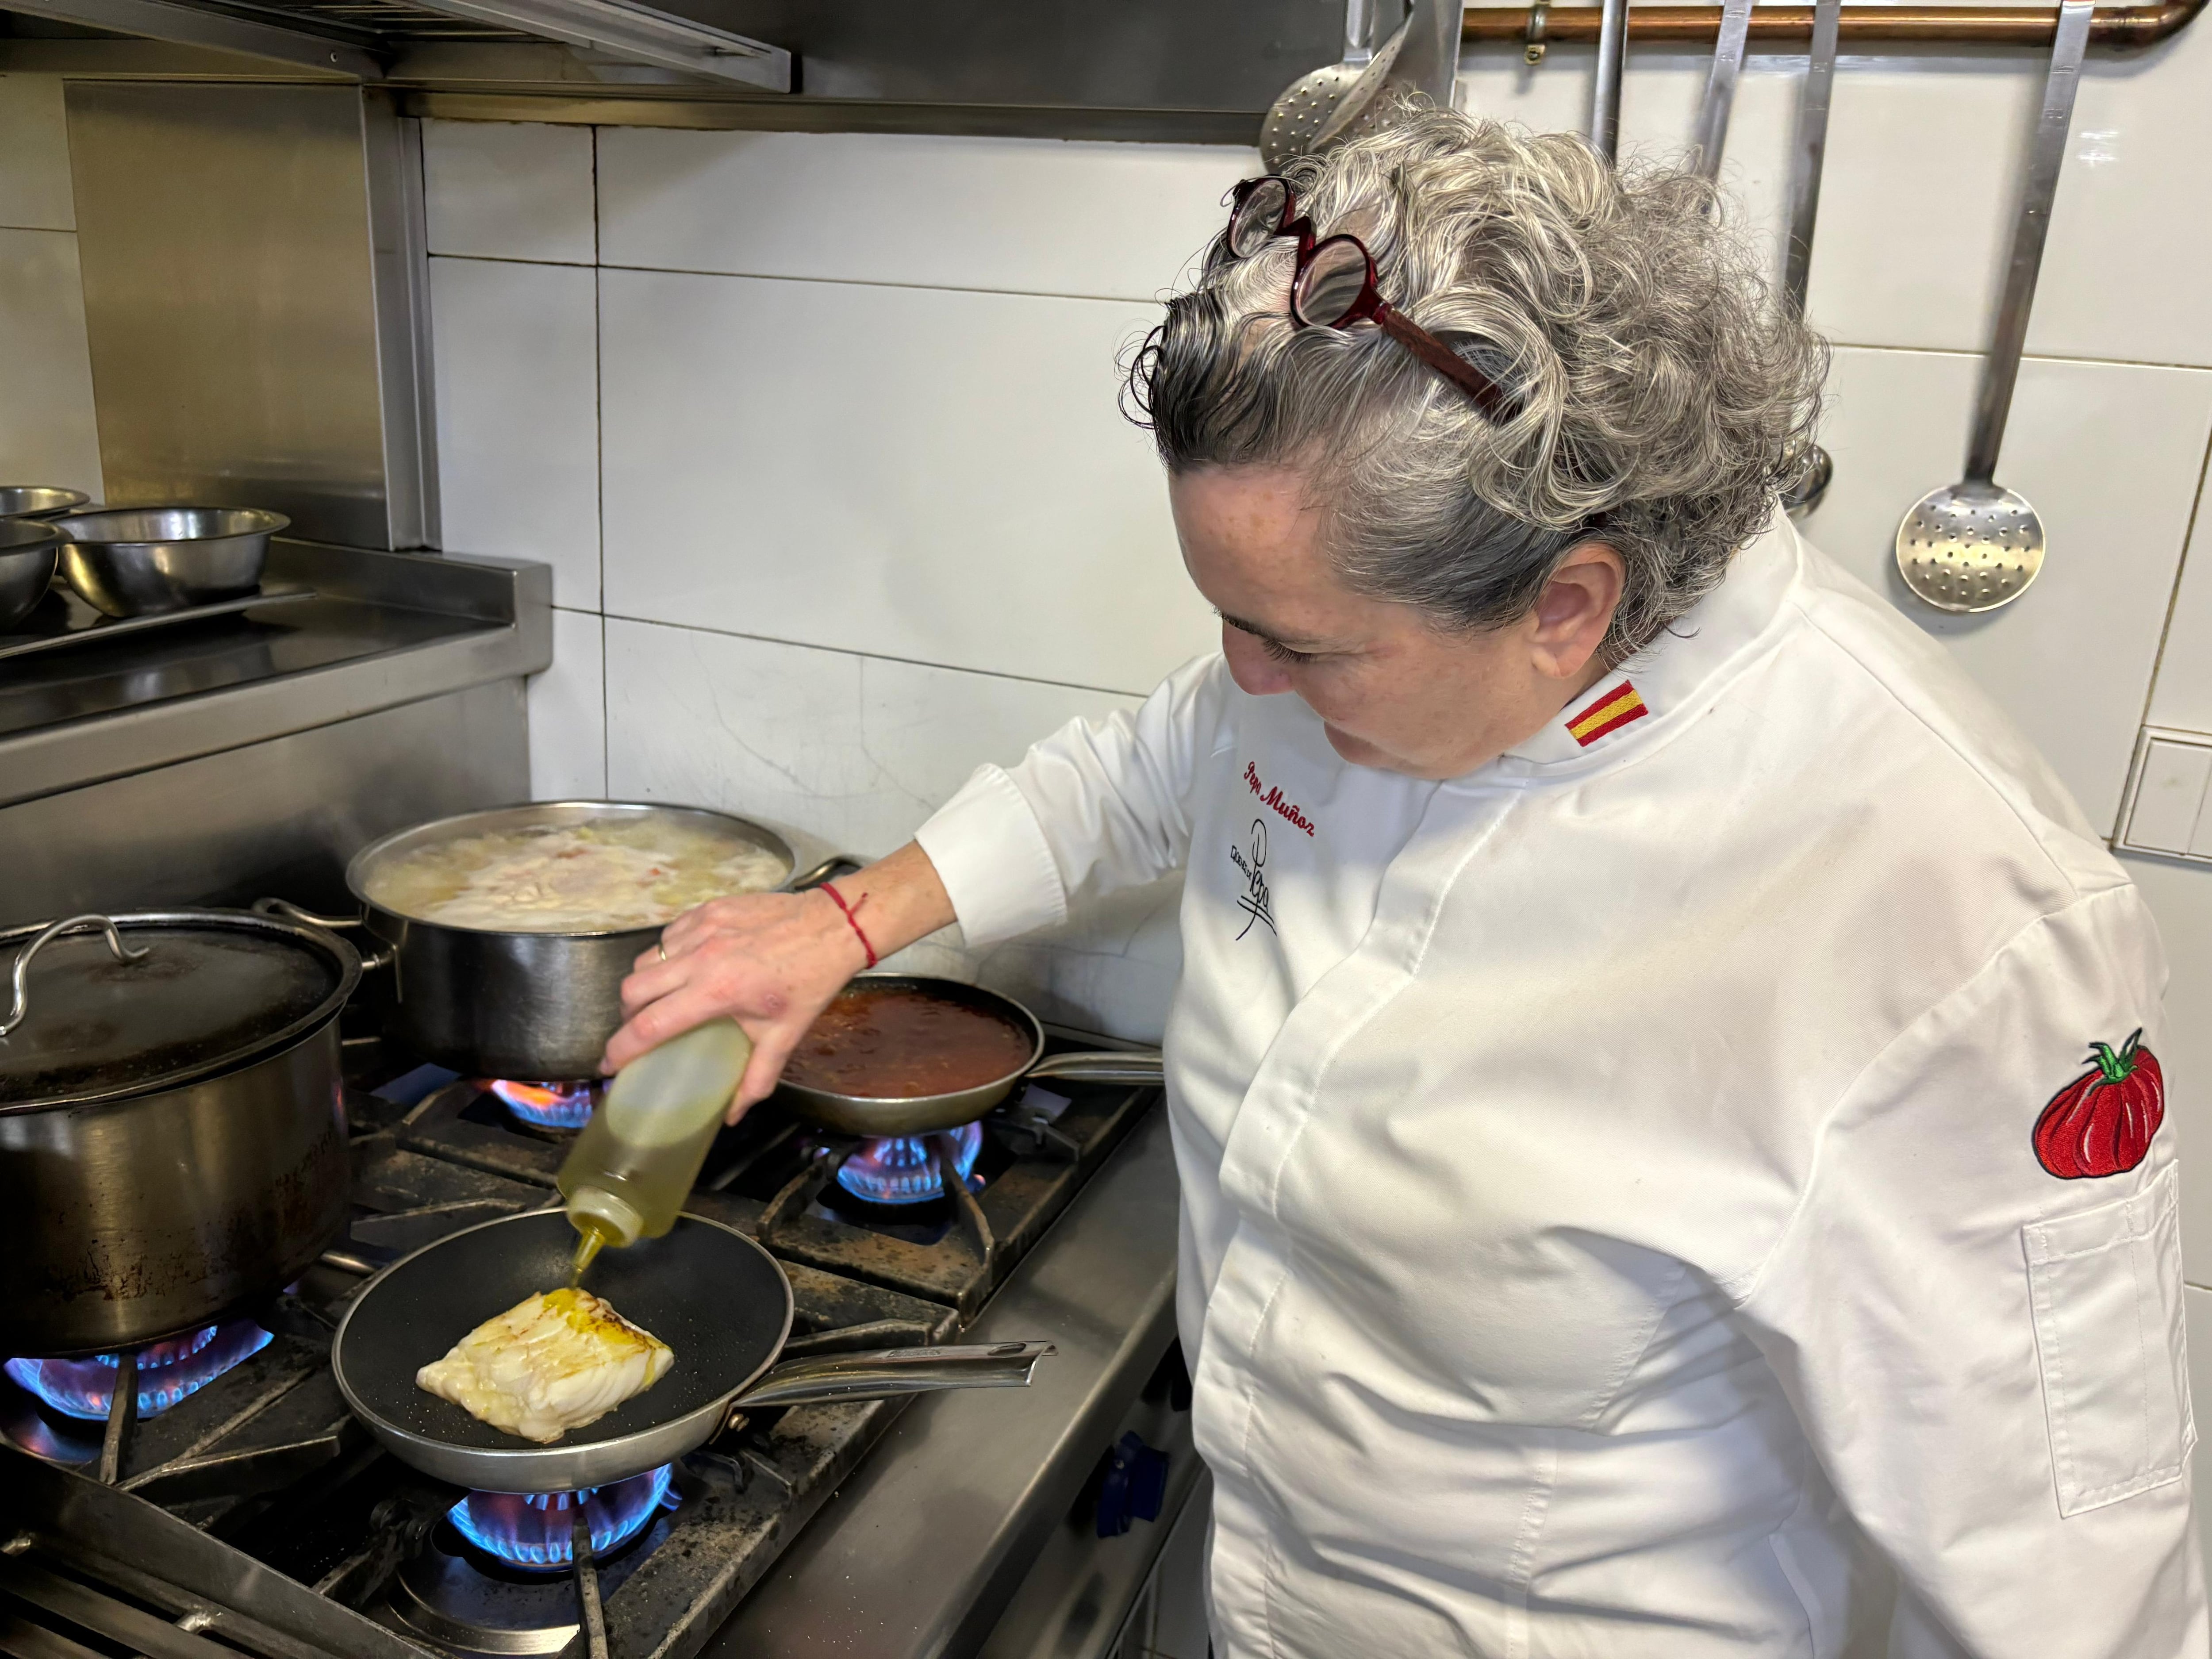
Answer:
558;1018;754;1280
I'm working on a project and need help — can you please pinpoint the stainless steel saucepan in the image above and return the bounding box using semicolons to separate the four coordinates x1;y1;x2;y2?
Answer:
268;801;850;1082
774;974;1164;1138
333;1210;1052;1493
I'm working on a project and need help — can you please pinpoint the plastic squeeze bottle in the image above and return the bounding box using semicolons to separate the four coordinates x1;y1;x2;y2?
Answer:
557;1018;754;1280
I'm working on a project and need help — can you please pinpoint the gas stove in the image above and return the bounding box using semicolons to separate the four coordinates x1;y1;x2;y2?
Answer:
392;1031;1156;1321
0;1031;1177;1659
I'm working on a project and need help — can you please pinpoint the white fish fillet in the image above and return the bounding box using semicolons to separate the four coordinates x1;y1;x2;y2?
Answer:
417;1287;674;1444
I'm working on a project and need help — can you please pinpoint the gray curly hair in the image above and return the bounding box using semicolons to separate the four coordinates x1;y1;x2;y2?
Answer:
1126;107;1828;663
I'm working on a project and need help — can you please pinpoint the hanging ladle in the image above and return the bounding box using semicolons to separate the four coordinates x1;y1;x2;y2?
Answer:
1778;0;1842;517
1590;0;1628;161
1894;0;2092;613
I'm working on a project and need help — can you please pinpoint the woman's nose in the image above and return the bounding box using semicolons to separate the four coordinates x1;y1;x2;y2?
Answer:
1221;623;1293;696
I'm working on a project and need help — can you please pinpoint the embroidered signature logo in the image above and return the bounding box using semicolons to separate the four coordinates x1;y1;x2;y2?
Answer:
1243;761;1317;838
1227;818;1276;939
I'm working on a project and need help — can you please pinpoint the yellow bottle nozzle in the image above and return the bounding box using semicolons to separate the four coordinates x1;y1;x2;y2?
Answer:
568;1218;611;1286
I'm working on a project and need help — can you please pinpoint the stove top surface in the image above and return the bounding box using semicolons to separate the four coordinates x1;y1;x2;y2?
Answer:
0;1031;1164;1659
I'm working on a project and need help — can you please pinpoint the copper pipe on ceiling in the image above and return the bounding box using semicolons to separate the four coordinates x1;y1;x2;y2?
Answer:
1461;0;2204;49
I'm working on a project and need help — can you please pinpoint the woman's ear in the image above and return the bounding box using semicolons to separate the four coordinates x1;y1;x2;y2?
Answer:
1528;541;1625;682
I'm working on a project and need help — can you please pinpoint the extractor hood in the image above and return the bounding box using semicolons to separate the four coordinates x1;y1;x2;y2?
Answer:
0;0;1346;142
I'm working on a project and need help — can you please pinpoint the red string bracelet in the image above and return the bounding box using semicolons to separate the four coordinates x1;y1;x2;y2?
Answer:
821;884;878;968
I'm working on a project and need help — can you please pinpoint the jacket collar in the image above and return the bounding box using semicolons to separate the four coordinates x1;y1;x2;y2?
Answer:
1496;506;1802;773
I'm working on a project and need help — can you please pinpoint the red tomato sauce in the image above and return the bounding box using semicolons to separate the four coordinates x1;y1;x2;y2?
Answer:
783;985;1034;1098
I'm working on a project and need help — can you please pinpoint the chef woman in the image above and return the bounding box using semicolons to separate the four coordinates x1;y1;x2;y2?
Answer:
605;112;2203;1655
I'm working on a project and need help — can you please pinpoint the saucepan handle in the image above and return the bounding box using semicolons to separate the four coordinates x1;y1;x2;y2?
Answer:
0;914;149;1039
1025;1050;1165;1087
787;854;863;893
254;897;396;973
728;1340;1056;1414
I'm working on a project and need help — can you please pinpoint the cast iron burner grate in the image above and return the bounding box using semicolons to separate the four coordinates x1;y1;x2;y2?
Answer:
391;1028;1157;1319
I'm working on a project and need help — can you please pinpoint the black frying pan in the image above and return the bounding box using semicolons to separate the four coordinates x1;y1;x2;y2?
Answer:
332;1210;1051;1493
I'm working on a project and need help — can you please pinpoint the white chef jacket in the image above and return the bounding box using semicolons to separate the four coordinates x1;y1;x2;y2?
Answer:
914;510;2206;1658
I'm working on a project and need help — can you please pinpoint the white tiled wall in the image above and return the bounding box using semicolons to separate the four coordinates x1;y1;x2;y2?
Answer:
429;255;601;607
0;76;100;498
596;267;1209;691
1797;348;2212;826
602;618;1143;857
421;118;1246;1041
0;227;101;497
531;607;608;800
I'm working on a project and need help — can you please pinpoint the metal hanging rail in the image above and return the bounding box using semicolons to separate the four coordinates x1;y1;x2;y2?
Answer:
1471;0;2204;50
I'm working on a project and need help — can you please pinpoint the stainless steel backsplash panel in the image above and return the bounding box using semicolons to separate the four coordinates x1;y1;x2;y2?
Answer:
64;83;434;551
0;682;527;926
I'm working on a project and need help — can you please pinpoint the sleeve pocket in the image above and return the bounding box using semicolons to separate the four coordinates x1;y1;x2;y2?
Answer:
2021;1162;2194;1518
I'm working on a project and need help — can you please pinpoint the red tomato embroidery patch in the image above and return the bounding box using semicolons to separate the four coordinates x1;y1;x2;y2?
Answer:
2032;1029;2165;1179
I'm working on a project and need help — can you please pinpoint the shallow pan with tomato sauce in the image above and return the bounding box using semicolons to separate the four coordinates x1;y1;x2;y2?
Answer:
773;974;1164;1136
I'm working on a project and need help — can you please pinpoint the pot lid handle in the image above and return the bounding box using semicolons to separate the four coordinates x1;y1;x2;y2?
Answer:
253;896;362;930
0;914;150;1039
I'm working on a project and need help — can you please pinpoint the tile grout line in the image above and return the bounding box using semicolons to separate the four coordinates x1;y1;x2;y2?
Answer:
2128;417;2212;785
420;251;2212;376
1827;338;2212;375
592;124;611;799
601;609;1156;702
477;246;1183;312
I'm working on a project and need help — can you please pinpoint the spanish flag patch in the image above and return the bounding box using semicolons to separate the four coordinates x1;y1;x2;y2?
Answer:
1566;680;1649;748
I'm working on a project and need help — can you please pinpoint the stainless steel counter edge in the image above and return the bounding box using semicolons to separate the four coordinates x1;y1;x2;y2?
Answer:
707;1099;1185;1659
0;547;552;810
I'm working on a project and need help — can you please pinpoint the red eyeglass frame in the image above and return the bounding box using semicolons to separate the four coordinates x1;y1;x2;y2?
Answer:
1222;177;1517;423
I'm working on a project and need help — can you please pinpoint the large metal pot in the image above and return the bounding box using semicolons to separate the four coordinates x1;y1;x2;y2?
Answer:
0;910;358;1357
287;802;844;1082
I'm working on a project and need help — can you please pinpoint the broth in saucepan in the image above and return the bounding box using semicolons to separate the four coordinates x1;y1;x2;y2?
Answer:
783;985;1034;1098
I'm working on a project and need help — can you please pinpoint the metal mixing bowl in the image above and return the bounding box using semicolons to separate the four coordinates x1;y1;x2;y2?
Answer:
0;519;63;632
0;486;90;521
54;506;289;618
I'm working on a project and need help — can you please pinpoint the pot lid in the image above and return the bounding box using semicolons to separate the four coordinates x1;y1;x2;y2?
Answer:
0;910;358;1110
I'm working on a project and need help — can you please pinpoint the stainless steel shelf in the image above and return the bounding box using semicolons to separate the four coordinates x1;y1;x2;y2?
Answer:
0;542;549;811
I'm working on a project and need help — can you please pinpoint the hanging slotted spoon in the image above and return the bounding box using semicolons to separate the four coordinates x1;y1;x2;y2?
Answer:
1778;0;1841;518
1260;0;1381;170
1895;0;2093;613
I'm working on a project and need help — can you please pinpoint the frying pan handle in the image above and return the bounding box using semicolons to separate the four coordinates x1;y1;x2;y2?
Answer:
1025;1049;1164;1087
728;1340;1056;1414
254;897;396;973
787;855;862;893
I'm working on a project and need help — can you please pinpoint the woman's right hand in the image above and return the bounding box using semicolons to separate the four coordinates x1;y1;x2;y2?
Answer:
598;842;958;1121
603;887;867;1121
